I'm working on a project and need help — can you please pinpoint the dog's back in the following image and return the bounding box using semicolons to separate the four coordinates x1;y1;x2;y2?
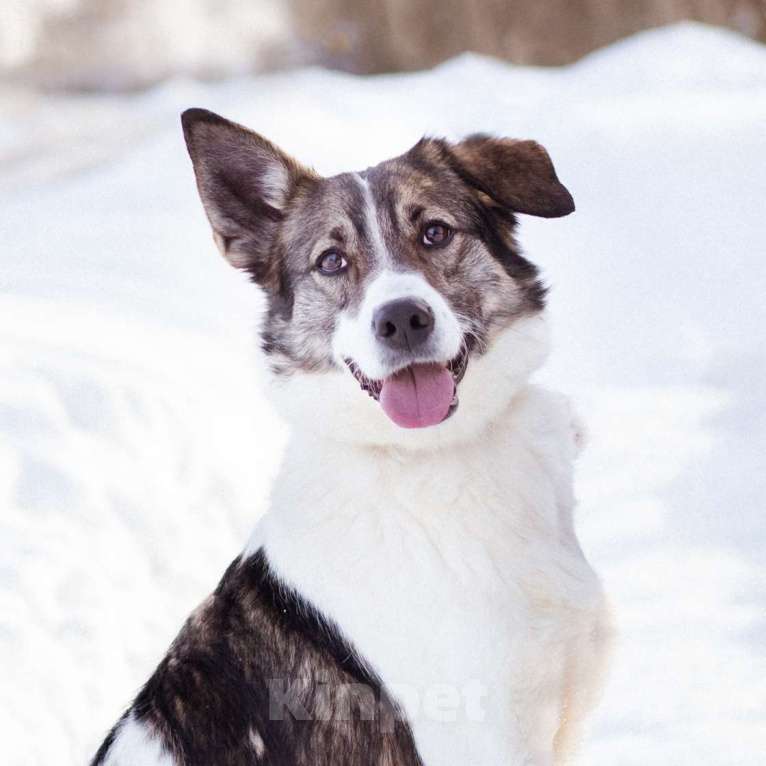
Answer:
93;552;422;765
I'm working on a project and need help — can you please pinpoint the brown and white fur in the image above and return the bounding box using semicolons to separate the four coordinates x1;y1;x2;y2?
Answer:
92;109;611;766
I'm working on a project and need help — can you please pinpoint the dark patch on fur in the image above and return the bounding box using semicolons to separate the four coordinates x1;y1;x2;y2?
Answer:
93;551;422;766
466;198;547;311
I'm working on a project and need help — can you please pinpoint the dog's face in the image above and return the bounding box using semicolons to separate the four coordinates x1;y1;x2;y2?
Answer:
182;109;573;447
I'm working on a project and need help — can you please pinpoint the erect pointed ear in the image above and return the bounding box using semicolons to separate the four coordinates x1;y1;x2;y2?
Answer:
448;134;574;218
181;108;316;283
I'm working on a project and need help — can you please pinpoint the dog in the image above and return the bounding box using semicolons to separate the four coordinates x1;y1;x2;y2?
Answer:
91;108;611;766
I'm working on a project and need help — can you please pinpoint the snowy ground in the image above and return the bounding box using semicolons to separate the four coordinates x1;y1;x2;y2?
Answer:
2;22;765;765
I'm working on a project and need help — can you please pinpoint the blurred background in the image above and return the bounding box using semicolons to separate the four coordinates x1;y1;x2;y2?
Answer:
1;0;766;89
2;3;765;766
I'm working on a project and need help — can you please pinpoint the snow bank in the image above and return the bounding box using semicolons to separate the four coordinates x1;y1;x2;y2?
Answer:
1;22;765;765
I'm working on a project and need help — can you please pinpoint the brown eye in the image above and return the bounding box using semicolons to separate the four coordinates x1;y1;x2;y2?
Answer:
316;249;348;275
421;221;453;247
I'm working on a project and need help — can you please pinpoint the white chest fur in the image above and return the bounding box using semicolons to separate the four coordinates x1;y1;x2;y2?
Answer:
247;386;607;766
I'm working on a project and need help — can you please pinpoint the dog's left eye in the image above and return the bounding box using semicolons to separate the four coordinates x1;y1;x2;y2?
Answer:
421;221;453;247
316;249;348;275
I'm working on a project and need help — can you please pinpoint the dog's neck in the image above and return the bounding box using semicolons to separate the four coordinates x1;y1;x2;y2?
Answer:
248;382;577;553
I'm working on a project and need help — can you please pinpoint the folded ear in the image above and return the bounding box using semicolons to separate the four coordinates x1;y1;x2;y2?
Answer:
449;134;574;218
181;108;316;284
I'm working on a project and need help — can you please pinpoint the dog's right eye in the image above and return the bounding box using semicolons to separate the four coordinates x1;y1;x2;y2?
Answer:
316;249;348;275
421;221;453;248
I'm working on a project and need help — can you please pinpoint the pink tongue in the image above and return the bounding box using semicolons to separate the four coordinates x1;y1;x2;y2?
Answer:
379;363;455;428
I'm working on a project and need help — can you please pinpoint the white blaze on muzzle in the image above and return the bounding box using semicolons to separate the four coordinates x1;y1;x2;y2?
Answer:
333;270;465;428
333;270;464;381
332;174;466;429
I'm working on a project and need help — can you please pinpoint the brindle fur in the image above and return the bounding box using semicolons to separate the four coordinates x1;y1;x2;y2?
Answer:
93;551;422;766
181;109;572;377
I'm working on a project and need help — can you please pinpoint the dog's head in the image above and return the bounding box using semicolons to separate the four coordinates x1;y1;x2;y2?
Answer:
182;109;573;448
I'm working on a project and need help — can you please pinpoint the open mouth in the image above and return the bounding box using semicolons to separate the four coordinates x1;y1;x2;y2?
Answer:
345;342;470;429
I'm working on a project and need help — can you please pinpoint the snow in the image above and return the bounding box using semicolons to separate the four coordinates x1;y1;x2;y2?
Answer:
2;21;765;765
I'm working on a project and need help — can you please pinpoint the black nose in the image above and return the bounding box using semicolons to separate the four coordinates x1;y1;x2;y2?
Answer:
373;298;434;351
